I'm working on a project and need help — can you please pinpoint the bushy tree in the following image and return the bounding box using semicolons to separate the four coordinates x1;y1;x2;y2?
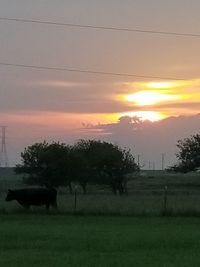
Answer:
169;133;200;173
73;140;138;194
15;141;73;189
16;140;138;194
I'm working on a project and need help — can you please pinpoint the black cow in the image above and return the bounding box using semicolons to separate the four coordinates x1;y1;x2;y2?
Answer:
5;188;57;210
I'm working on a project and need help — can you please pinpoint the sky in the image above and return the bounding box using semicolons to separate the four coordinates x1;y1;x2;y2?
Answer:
0;0;200;167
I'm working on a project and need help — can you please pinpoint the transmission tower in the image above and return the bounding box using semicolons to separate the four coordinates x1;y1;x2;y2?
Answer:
0;126;8;167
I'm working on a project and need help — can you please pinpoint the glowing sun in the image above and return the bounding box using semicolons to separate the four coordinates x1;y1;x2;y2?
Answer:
125;90;178;106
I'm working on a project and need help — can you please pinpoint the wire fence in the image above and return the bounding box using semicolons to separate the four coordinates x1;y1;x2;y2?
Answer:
1;168;200;216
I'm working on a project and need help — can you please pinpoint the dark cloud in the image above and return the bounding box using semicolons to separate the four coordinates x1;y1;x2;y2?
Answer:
83;114;200;169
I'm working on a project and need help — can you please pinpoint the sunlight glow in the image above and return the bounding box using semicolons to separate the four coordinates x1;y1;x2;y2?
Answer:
117;79;200;122
144;81;181;89
121;111;166;122
125;91;179;106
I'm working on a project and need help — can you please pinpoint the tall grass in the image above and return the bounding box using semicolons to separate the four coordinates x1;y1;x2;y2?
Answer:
1;168;200;216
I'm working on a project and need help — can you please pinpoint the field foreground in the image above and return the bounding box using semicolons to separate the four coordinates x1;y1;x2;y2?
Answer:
0;215;200;267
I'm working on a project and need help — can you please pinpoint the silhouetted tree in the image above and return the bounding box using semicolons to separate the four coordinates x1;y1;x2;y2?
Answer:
15;142;73;190
169;133;200;173
73;140;138;194
16;140;138;195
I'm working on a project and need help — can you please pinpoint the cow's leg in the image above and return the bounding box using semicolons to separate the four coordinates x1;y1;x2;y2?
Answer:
18;201;30;210
52;201;57;209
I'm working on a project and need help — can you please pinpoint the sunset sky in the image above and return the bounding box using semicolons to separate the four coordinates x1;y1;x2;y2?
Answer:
0;0;200;166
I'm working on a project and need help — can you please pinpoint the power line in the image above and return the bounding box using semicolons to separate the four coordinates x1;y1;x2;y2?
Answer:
0;17;200;38
0;62;186;80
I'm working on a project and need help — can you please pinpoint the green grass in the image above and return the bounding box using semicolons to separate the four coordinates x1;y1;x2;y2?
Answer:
1;169;200;266
1;168;200;216
2;192;200;217
1;215;200;266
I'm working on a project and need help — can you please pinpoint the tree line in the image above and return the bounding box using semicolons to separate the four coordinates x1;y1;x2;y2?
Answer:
15;140;139;194
15;133;200;194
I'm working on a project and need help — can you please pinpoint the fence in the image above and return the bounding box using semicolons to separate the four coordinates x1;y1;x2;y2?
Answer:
1;168;200;216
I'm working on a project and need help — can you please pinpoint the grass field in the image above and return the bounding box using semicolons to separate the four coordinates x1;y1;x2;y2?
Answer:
1;169;200;266
1;168;200;216
0;215;200;267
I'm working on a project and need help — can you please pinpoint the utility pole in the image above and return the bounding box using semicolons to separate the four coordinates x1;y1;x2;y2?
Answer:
161;153;165;171
137;154;140;168
149;161;151;170
153;161;155;171
0;126;8;167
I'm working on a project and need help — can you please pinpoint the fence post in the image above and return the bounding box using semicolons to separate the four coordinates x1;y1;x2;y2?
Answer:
74;185;78;213
163;185;168;216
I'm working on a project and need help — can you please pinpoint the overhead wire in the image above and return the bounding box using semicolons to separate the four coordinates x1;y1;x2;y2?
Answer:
0;17;200;38
0;62;186;80
0;16;197;80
